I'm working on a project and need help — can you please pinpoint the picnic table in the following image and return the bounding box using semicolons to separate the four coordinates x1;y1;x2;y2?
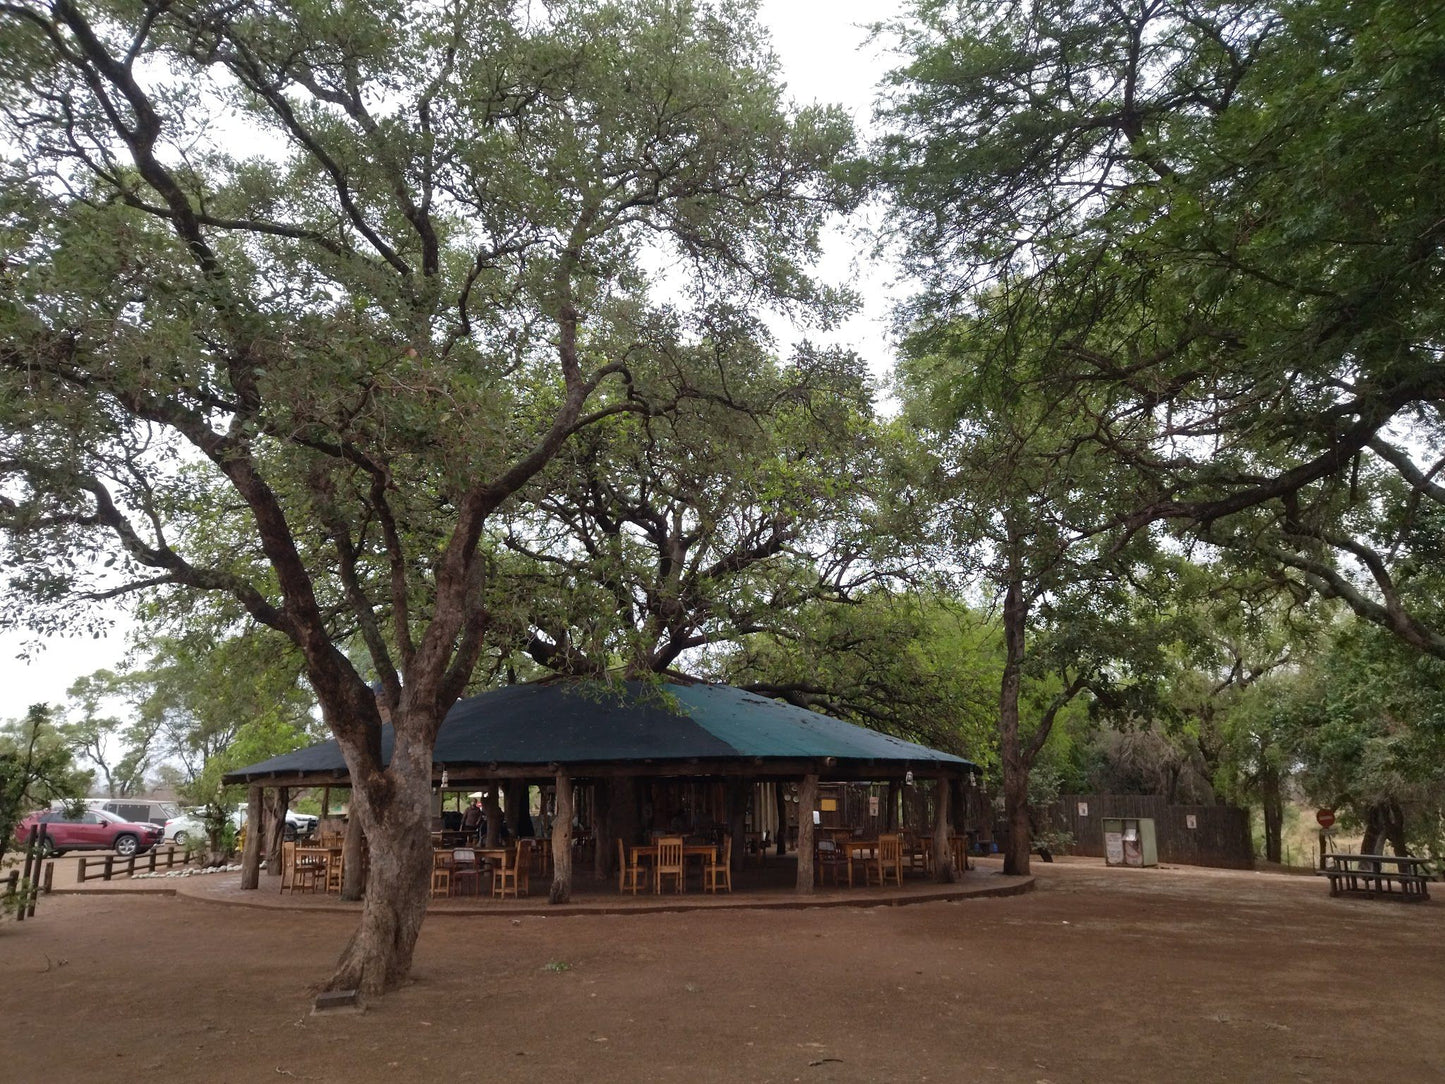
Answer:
1319;852;1433;901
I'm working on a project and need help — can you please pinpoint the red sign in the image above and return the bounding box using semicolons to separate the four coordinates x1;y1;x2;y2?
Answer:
1316;808;1336;829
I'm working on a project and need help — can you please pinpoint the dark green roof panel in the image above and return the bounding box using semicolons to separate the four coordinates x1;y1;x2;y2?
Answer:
224;680;975;782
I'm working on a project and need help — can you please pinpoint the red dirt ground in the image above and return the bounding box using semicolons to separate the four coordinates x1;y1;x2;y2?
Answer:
2;857;1443;1083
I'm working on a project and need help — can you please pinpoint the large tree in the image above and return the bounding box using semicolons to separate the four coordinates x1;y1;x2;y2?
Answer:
877;0;1445;657
0;0;853;994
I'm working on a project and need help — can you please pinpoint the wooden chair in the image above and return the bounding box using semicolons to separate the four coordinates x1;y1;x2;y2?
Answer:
867;833;904;887
703;836;732;894
431;850;452;899
280;840;297;894
450;848;482;897
815;837;849;887
617;839;644;895
324;850;344;894
514;840;532;897
293;846;326;894
655;836;685;893
493;843;525;899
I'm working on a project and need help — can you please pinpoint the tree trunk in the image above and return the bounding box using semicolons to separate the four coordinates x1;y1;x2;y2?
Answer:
1000;572;1032;877
324;731;435;997
240;785;263;890
550;773;574;904
796;773;817;893
933;777;955;884
1260;763;1283;864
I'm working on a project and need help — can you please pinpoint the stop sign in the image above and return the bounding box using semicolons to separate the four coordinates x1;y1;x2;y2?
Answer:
1316;808;1336;829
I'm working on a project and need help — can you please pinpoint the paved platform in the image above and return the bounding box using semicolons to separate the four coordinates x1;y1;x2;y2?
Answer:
165;856;1032;915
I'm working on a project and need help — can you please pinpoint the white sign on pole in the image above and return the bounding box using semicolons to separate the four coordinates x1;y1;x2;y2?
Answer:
1077;801;1089;817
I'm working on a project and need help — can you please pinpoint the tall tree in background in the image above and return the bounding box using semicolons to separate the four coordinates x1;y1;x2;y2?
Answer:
0;704;90;869
500;339;897;679
0;0;854;994
878;0;1445;657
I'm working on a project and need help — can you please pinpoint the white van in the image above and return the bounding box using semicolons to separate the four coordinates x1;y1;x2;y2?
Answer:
83;797;183;828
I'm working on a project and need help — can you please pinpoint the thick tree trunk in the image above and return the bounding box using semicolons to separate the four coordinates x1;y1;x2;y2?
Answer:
933;777;955;884
240;785;263;890
551;774;574;904
324;731;434;997
796;773;818;893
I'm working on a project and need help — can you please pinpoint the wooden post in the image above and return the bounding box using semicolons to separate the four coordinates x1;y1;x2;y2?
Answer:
264;786;288;875
77;857;87;884
240;784;263;890
26;831;40;917
42;861;54;894
796;773;818;893
550;773;573;904
933;776;956;883
728;778;748;873
483;786;502;848
321;786;331;819
340;808;365;901
17;825;35;922
773;782;788;856
103;855;114;881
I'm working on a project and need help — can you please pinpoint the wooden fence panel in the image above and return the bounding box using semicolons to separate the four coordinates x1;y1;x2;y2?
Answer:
1047;794;1254;870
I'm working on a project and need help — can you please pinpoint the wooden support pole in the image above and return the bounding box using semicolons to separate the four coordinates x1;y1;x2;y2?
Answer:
483;786;502;849
42;860;53;894
550;773;574;905
341;808;365;901
240;784;263;890
774;782;788;856
321;786;331;818
264;786;289;875
728;778;748;873
796;773;818;893
933;776;956;883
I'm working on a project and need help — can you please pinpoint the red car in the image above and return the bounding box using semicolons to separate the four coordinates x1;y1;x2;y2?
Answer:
13;807;163;858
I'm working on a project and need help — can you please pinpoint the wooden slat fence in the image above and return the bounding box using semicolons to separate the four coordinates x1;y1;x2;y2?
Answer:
1045;794;1254;870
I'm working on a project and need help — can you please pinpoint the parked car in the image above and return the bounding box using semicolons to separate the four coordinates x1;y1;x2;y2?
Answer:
163;812;208;846
230;808;318;841
14;807;164;858
90;797;182;828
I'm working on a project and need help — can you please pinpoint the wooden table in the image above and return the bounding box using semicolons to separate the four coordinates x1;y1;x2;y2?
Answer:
1320;852;1433;900
292;846;342;894
628;843;717;891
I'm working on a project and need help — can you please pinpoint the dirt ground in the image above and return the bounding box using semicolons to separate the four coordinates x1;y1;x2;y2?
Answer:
2;857;1443;1083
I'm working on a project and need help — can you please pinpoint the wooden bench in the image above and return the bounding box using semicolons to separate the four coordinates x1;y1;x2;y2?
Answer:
1319;853;1433;901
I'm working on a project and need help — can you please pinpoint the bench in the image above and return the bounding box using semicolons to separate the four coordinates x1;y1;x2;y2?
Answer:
1319;853;1433;902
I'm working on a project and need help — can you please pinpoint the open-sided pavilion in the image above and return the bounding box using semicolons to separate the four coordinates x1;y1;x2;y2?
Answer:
223;678;981;898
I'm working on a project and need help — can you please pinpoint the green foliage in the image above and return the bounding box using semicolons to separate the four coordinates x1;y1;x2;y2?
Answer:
0;704;90;868
877;0;1445;659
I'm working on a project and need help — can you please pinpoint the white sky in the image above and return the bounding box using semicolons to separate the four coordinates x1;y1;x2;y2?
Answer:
0;1;907;724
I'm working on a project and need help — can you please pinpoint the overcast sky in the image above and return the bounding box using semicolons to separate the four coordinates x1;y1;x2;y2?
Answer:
0;2;908;723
